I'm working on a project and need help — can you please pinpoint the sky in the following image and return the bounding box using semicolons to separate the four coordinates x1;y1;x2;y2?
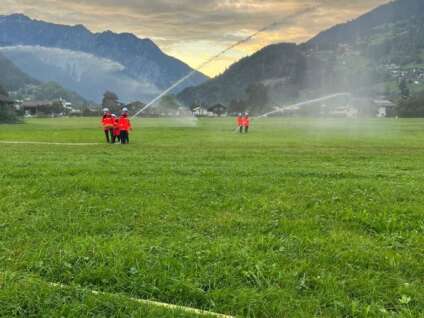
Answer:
0;0;391;77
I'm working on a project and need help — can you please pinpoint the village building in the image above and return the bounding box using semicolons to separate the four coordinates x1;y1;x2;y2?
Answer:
22;101;53;116
373;99;396;118
21;100;62;116
192;106;209;116
207;104;227;117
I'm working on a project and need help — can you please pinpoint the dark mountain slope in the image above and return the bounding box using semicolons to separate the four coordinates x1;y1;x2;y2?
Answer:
179;43;305;106
0;52;89;106
0;52;39;91
178;0;424;110
0;14;208;102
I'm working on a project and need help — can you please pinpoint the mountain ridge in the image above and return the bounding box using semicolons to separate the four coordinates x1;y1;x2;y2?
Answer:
0;51;39;91
0;51;90;106
303;0;424;49
0;14;208;102
178;0;424;111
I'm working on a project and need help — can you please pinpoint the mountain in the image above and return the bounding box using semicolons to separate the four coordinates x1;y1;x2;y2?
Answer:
0;51;89;106
178;0;424;111
178;43;306;106
11;81;90;107
0;45;159;104
0;14;208;103
0;51;39;91
303;0;424;65
305;0;424;51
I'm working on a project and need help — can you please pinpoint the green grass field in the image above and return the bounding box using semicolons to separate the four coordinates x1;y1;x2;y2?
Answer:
0;117;423;318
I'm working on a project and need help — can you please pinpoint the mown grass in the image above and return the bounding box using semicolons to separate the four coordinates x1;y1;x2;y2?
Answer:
0;117;423;317
0;271;212;318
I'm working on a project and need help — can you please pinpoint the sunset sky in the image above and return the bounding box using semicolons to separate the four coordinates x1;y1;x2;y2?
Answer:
0;0;391;77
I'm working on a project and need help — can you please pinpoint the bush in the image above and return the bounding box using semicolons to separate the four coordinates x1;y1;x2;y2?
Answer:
397;92;424;117
0;85;19;123
0;103;19;123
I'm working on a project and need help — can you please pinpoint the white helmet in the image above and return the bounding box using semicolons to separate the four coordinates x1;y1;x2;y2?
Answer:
122;107;129;112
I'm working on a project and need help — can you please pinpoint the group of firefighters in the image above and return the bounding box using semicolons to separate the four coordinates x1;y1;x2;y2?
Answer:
102;110;251;143
101;108;132;144
236;113;250;133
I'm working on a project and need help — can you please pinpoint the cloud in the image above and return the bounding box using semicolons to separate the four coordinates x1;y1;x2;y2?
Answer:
0;0;391;75
0;45;160;101
0;45;125;77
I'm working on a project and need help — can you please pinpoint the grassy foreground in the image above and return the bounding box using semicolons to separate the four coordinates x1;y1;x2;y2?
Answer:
0;117;423;317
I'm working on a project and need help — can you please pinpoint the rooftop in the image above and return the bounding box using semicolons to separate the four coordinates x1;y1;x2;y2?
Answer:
22;101;55;108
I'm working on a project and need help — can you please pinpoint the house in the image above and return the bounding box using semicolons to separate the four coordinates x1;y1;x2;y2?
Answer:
192;106;210;117
207;104;227;117
21;100;57;116
373;99;396;118
63;101;73;111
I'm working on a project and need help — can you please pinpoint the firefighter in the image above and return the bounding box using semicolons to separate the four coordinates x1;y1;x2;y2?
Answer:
242;113;250;133
101;108;114;143
112;114;121;144
237;113;243;133
118;108;132;144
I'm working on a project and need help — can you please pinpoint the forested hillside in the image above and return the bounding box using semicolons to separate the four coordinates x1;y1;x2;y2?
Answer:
0;52;89;106
0;52;39;91
179;0;424;114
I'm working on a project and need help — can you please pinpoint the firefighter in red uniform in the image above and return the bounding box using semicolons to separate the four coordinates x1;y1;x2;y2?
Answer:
242;113;250;133
236;113;243;133
101;108;114;143
112;114;121;144
118;108;132;144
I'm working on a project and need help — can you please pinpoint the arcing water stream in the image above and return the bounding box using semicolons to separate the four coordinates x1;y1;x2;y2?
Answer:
257;93;352;118
131;7;317;119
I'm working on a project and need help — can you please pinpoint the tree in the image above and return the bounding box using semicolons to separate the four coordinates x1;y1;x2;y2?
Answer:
246;83;269;114
0;84;18;123
228;99;247;114
397;91;424;117
47;101;65;115
80;105;97;117
0;85;8;97
159;95;181;110
399;78;410;99
208;104;227;117
126;101;145;115
102;91;121;114
0;103;17;123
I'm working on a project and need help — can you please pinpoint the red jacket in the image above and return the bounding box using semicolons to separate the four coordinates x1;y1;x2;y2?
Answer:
102;116;114;128
113;119;120;136
118;116;132;131
237;116;243;126
242;117;250;127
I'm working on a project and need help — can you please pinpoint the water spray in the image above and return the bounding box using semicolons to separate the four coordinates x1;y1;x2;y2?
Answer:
257;93;352;118
131;6;317;119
